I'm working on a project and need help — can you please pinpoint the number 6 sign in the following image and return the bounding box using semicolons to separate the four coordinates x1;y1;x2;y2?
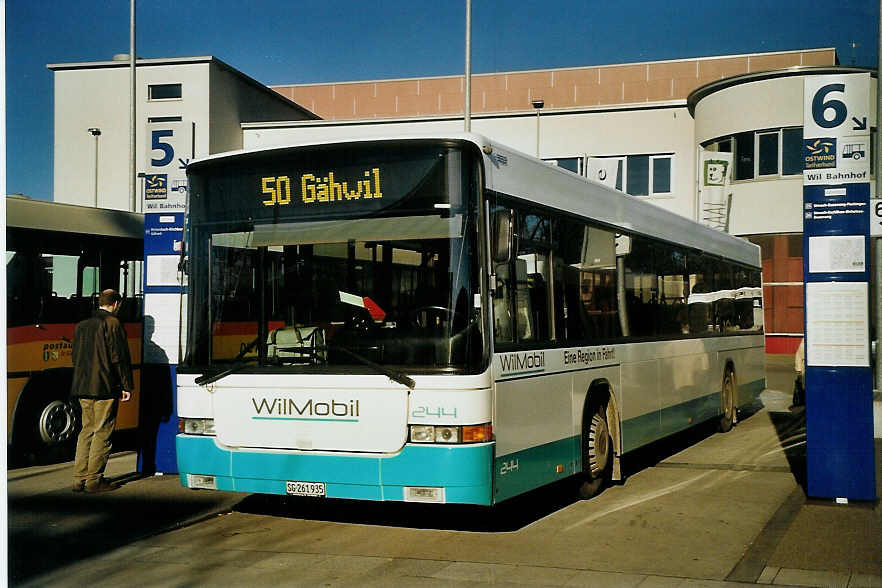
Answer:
804;74;870;139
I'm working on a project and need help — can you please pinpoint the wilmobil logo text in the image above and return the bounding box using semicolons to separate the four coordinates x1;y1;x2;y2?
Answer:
499;351;545;376
251;397;360;422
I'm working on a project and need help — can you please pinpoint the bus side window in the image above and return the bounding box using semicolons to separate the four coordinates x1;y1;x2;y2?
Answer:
493;260;514;343
491;207;515;344
687;253;716;335
622;235;657;337
514;212;551;343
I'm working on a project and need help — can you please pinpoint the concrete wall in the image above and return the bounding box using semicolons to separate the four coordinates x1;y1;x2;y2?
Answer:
53;62;211;211
208;63;315;155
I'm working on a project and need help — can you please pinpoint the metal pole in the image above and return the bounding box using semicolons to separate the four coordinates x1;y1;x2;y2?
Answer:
875;0;882;392
464;0;471;132
536;108;541;157
93;133;99;206
130;0;137;213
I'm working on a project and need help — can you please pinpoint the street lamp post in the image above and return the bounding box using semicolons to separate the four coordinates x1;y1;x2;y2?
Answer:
88;127;101;207
532;99;544;157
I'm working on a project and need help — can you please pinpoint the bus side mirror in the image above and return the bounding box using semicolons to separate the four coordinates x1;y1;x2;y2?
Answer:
492;210;512;264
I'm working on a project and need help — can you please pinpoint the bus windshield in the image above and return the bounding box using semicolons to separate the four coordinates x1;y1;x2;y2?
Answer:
183;141;485;374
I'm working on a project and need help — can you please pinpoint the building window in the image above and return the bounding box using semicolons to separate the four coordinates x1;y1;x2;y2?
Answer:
707;127;806;180
781;128;803;176
587;154;673;196
626;155;649;196
545;157;582;175
149;83;182;101
734;132;754;180
757;131;779;176
651;156;672;193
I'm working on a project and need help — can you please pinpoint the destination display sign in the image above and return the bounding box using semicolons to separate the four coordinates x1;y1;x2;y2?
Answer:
186;142;470;226
260;167;384;208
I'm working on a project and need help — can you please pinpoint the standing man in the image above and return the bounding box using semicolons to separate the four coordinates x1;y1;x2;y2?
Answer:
71;289;134;493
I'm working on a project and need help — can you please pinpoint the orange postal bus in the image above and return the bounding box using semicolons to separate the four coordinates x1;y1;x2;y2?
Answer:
6;197;143;464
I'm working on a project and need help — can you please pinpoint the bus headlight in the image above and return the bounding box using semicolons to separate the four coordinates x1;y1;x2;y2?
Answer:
179;418;216;436
434;426;459;443
409;423;491;444
409;425;435;443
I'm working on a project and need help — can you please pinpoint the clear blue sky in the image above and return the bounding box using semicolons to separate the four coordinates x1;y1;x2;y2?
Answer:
5;0;878;201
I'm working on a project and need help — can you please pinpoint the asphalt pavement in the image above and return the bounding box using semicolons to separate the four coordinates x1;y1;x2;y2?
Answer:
7;354;881;587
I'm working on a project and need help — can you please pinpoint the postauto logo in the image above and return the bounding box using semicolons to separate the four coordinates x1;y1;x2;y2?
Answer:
804;138;837;170
250;397;361;422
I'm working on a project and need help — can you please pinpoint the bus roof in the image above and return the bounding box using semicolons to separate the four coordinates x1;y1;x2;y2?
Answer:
188;132;760;268
6;196;144;240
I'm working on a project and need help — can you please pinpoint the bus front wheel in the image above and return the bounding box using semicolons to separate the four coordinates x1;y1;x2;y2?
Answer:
718;367;737;433
578;403;612;499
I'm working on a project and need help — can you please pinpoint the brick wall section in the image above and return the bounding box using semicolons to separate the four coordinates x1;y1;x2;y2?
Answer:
272;49;836;120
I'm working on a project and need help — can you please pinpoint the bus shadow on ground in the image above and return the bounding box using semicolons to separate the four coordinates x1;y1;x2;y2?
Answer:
235;477;582;533
236;406;769;532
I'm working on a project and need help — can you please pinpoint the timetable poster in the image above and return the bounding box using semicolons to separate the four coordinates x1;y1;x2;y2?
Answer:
805;281;870;367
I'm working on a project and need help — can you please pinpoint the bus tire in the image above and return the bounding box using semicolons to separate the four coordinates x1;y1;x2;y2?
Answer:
718;367;736;433
12;381;80;464
578;403;612;499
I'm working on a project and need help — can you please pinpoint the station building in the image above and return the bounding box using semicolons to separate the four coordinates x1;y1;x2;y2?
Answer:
47;48;877;352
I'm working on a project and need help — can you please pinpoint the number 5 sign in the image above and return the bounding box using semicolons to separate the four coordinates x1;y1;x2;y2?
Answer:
145;120;192;212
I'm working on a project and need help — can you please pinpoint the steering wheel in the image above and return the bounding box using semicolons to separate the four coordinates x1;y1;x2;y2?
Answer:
409;305;457;329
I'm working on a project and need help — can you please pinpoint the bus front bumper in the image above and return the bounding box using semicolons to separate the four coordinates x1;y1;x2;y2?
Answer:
176;435;494;505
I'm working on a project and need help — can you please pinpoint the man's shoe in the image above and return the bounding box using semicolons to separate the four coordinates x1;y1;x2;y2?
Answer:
84;479;119;493
72;482;85;493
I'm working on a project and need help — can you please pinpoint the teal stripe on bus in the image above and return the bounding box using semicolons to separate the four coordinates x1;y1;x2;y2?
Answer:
176;435;494;505
739;377;765;405
621;377;766;452
493;436;580;503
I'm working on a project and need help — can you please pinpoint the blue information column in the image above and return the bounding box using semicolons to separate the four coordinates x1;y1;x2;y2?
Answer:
139;122;191;474
802;73;875;500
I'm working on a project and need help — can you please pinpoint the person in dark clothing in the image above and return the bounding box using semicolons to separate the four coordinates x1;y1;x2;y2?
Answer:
70;289;134;493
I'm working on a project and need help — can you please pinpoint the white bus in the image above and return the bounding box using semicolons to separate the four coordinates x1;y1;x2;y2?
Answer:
176;134;764;505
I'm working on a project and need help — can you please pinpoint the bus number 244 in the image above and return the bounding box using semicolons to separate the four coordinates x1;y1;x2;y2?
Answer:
500;459;519;476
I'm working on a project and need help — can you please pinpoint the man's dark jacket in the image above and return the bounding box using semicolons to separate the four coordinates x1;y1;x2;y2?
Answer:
70;309;134;400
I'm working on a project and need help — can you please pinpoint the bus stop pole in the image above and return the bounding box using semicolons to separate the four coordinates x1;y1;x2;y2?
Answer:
876;0;881;393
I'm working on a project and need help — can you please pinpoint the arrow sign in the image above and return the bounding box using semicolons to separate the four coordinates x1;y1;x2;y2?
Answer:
852;116;867;131
178;158;190;170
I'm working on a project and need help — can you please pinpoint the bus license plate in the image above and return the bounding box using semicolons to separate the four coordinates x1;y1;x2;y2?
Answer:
286;481;326;497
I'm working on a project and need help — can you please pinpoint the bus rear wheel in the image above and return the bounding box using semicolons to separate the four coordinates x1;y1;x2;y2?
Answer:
38;399;80;446
718;367;736;433
13;394;80;465
578;403;612;499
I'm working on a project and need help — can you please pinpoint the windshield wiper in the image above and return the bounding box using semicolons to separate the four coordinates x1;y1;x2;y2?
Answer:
194;338;414;389
195;358;257;386
320;344;415;389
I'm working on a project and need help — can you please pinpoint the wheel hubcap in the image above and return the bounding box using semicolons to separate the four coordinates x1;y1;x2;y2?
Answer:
723;374;734;420
38;401;77;444
588;414;610;476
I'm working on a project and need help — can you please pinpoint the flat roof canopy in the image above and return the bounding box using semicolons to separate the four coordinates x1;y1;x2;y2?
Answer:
6;197;143;239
